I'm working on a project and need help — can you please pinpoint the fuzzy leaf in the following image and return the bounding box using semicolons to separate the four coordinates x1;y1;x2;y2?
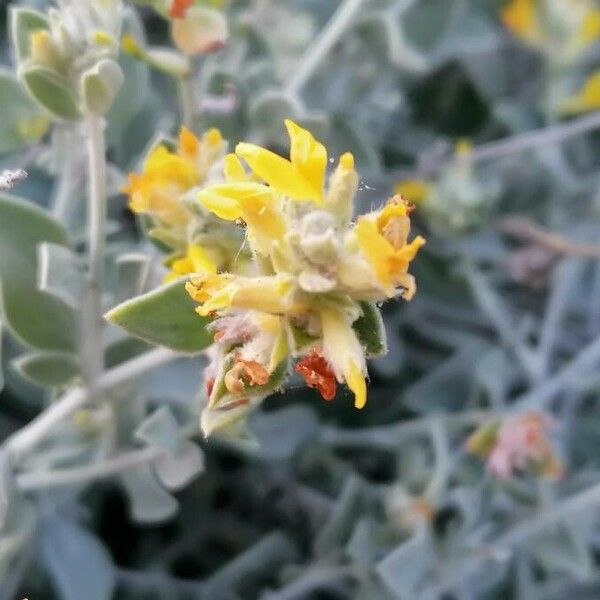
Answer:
12;351;80;387
19;64;81;121
40;516;115;600
10;7;48;62
0;195;77;352
0;68;48;153
153;441;204;491
105;278;212;354
354;301;387;357
120;466;179;524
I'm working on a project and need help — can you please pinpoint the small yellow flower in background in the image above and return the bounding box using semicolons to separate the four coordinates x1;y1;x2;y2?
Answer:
123;126;224;227
123;125;250;284
394;179;430;205
562;70;600;114
164;244;219;282
187;120;425;431
501;0;540;44
501;0;600;56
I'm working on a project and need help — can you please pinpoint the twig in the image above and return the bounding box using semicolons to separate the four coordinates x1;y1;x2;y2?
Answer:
285;0;366;96
263;566;355;600
464;267;540;383
514;334;600;411
83;115;107;391
394;110;600;179
499;217;600;258
16;446;166;491
6;347;178;463
420;481;600;599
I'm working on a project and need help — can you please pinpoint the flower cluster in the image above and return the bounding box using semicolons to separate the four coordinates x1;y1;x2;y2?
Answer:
467;412;563;479
395;141;500;236
123;126;249;281
15;0;125;118
184;120;425;435
501;0;600;114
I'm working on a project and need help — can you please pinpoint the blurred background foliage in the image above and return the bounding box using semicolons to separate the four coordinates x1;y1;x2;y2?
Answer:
1;0;600;598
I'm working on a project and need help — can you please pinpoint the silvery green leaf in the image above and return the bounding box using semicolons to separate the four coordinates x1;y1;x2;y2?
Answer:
11;351;79;387
120;465;179;523
18;64;81;121
10;6;48;63
314;477;363;557
0;69;48;154
248;405;319;461
153;441;204;491
347;517;385;566
0;498;36;580
376;528;432;599
354;301;387;357
134;406;181;453
115;253;150;303
106;278;212;354
80;59;124;116
0;195;77;352
40;516;115;600
249;89;304;142
37;242;83;309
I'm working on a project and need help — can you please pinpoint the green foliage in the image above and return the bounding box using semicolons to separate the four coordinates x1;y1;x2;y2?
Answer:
105;278;213;353
0;195;77;352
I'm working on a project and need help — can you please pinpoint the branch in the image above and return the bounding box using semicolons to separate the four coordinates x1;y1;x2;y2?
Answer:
16;446;165;491
6;347;178;462
421;481;600;599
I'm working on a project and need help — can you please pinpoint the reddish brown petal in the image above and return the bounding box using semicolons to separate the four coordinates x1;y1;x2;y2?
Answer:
295;351;337;401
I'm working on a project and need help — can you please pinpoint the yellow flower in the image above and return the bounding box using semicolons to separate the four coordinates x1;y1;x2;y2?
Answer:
562;70;600;114
198;182;287;255
235;119;327;203
164;245;219;282
394;179;430;204
580;8;600;43
355;198;426;299
501;0;540;44
186;274;295;317
320;306;367;409
123;126;223;227
187;121;424;421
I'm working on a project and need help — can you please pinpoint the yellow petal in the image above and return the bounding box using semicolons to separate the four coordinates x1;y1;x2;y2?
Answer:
347;361;367;409
394;179;430;204
581;9;600;44
285;119;327;202
319;306;367;408
355;218;395;291
224;153;249;182
236;142;321;203
179;126;200;156
198;182;287;253
188;245;218;274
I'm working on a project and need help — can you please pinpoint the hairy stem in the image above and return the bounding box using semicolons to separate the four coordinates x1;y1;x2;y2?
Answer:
6;347;177;463
16;446;165;491
83;115;108;389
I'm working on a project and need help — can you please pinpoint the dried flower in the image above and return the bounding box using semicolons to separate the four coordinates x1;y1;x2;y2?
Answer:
467;412;563;479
